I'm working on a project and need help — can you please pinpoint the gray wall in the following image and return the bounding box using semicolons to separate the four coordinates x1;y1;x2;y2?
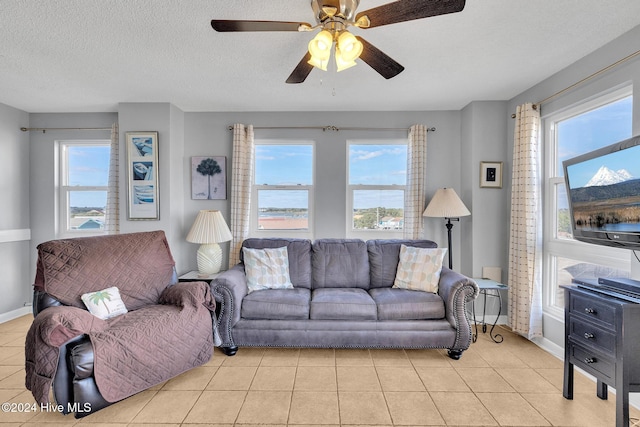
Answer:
183;110;464;273
507;25;640;347
460;101;510;317
0;103;31;318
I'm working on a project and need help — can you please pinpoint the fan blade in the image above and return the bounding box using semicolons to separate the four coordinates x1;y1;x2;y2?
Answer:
356;0;465;29
211;20;311;32
286;52;314;84
356;37;404;80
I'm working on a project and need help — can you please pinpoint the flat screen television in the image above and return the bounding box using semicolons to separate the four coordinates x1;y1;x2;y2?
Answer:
563;135;640;250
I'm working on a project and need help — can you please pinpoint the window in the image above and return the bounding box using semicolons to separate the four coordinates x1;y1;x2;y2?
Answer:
251;142;314;237
58;141;111;237
543;88;633;316
347;141;407;238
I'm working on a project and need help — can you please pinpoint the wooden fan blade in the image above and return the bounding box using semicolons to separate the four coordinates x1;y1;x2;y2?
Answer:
356;0;465;29
211;20;311;32
286;52;314;84
356;37;404;80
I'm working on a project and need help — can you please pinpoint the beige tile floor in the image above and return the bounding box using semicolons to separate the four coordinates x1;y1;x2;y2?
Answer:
0;314;639;426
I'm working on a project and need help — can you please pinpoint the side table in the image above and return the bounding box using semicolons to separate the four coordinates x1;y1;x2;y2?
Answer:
472;278;507;343
178;270;223;284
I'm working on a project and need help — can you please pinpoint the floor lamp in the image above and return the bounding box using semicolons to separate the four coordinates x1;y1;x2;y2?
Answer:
423;188;471;270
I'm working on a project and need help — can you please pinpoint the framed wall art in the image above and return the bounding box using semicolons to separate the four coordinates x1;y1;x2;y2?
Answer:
191;156;227;200
126;131;159;219
480;161;503;188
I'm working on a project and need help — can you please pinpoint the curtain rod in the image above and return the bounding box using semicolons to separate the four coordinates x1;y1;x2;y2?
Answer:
227;125;436;132
20;127;112;133
511;47;640;118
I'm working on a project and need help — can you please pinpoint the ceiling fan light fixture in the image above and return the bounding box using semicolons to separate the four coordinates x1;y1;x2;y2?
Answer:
307;54;329;71
335;46;357;72
337;31;363;62
308;30;333;61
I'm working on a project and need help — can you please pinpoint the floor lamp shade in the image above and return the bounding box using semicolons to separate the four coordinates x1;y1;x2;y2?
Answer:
423;188;471;270
186;210;233;275
423;188;471;218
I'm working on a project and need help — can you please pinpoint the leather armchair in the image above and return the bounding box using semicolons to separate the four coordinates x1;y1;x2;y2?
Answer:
25;231;215;418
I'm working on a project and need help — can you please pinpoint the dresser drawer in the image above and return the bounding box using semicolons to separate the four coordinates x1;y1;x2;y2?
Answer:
570;293;617;327
570;343;615;383
569;317;616;356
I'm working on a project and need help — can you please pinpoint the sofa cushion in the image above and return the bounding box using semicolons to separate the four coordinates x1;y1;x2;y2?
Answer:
393;245;447;293
367;239;438;289
310;288;377;320
241;238;312;289
243;246;294;294
242;288;310;320
312;239;370;289
369;288;445;320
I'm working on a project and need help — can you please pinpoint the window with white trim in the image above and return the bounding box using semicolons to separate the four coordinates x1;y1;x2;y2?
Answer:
347;140;407;238
250;141;314;238
543;88;633;317
58;141;110;237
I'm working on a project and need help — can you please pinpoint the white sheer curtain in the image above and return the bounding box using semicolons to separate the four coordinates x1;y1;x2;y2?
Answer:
104;123;120;234
228;124;255;267
403;124;427;239
508;103;542;339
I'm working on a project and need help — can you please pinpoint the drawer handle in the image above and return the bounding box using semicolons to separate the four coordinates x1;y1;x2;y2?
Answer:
584;332;595;339
584;357;597;364
584;308;597;315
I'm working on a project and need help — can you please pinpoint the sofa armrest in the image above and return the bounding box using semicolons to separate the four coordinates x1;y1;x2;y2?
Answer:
211;265;247;347
438;268;479;351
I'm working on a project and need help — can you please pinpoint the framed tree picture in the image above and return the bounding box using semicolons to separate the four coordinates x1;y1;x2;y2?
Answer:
191;156;227;200
126;131;160;219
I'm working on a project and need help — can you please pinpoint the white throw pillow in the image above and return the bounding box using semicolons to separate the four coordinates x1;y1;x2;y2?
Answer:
81;286;128;320
392;245;447;293
243;246;294;294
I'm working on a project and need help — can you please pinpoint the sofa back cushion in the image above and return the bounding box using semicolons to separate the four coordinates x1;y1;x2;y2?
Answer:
34;230;176;311
367;239;438;289
241;238;312;289
311;239;370;289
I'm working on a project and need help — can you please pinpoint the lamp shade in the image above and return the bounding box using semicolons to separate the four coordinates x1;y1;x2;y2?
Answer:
186;210;233;244
423;188;471;218
337;31;363;62
308;30;332;60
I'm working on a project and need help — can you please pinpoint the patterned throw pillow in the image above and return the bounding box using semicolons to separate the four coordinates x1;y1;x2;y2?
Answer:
243;246;294;294
81;286;128;320
392;245;448;293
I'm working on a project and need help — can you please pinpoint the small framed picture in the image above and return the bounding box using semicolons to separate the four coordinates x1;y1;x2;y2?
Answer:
126;132;159;219
191;156;227;200
480;161;503;188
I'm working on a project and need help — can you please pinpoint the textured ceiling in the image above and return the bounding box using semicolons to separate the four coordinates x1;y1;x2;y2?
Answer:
1;0;639;113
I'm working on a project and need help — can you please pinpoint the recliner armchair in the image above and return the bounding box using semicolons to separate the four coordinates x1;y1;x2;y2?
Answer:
25;231;216;417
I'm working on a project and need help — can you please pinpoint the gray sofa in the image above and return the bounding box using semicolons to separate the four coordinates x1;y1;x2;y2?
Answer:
212;238;479;359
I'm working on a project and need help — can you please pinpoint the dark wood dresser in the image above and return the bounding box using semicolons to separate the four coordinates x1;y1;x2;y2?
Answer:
562;280;640;427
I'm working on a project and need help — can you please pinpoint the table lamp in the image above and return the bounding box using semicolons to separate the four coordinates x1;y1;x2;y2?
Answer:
423;188;471;269
186;210;233;275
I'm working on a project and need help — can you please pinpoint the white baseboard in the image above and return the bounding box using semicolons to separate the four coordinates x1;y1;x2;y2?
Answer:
0;306;31;323
472;314;508;327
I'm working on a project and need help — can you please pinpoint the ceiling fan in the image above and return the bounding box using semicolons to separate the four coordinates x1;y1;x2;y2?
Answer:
211;0;466;84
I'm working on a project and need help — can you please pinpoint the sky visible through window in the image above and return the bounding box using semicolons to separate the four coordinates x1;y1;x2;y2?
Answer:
68;145;110;208
557;96;633;177
254;142;408;210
